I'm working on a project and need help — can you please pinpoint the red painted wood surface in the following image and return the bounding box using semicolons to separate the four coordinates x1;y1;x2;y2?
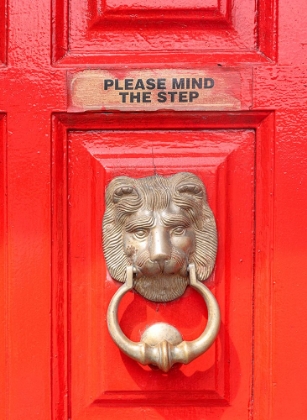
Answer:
0;0;307;419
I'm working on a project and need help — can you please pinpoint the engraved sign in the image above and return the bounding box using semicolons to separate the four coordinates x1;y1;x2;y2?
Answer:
68;69;246;111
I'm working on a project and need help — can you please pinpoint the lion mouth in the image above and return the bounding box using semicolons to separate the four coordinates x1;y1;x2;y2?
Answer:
133;274;189;302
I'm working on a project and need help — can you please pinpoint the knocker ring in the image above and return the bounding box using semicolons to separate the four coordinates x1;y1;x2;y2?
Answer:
107;263;220;372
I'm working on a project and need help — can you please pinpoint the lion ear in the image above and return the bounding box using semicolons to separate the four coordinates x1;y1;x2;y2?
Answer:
113;184;139;203
171;172;205;199
105;176;139;204
177;183;203;196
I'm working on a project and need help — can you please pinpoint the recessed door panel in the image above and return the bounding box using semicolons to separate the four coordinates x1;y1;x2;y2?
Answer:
51;111;269;419
52;0;276;64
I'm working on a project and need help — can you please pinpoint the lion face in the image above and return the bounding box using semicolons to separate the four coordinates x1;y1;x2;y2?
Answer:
103;172;217;302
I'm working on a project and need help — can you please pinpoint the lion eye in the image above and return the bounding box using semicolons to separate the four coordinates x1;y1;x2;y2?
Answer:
172;226;186;236
133;229;148;239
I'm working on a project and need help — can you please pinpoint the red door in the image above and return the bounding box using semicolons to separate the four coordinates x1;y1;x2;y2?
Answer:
1;0;307;419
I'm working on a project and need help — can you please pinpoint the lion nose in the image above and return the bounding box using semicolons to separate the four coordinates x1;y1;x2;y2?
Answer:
150;226;171;269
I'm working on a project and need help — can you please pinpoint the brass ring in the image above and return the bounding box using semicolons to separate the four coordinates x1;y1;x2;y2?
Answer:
107;263;220;372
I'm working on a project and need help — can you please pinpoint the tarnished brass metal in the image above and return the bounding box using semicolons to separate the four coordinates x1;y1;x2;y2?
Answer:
103;172;218;302
103;172;220;371
107;264;220;372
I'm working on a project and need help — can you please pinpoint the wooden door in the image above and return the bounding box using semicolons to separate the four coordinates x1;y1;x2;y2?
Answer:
1;0;307;419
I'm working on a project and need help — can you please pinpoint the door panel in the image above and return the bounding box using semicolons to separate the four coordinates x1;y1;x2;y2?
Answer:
0;114;6;418
52;0;276;64
0;1;6;65
52;112;273;419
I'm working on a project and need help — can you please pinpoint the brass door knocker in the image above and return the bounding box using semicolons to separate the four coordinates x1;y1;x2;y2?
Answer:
103;172;220;372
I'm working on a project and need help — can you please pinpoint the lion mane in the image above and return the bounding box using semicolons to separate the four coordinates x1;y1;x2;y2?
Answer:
103;172;217;298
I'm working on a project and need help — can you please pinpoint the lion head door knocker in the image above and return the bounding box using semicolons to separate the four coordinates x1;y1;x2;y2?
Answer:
103;172;220;372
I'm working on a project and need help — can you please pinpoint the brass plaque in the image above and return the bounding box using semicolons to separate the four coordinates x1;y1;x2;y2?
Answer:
68;69;247;111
